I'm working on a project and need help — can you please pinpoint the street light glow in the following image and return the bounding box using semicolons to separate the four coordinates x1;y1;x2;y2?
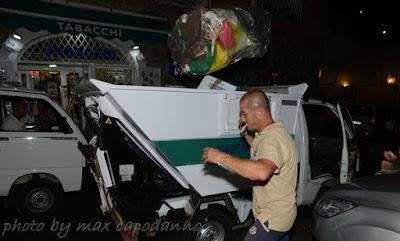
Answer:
387;74;396;85
341;81;350;88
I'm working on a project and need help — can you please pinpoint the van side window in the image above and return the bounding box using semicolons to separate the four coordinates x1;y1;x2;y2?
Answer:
0;96;34;131
303;104;342;138
0;96;71;133
304;104;343;178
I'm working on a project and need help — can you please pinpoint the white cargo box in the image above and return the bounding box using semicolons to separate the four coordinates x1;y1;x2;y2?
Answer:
86;79;307;197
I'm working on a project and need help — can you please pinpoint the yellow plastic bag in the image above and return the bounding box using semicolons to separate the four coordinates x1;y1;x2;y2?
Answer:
209;42;232;72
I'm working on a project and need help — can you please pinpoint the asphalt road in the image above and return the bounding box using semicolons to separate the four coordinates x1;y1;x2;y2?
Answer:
0;180;311;241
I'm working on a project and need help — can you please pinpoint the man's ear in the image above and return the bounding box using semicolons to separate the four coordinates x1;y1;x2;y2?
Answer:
255;108;264;116
255;108;264;118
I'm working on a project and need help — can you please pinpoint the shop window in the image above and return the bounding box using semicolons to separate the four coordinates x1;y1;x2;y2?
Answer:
31;71;61;100
95;68;133;85
19;33;134;85
0;96;71;133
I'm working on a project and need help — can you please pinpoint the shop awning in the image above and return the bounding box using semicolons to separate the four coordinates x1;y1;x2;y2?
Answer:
0;0;170;44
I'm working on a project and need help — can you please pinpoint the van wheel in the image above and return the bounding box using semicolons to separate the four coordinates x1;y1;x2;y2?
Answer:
183;208;232;241
15;179;62;218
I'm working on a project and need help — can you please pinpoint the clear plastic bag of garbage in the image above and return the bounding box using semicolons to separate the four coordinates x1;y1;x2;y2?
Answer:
168;7;271;76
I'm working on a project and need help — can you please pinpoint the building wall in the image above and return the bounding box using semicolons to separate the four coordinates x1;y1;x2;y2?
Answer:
318;14;400;106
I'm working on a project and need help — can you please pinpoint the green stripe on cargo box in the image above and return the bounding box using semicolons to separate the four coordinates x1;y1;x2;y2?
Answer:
155;137;250;166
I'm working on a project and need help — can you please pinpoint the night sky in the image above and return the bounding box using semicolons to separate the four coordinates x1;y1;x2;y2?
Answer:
332;0;400;43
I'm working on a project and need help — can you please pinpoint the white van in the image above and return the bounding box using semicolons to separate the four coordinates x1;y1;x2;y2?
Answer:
0;88;87;217
78;79;358;241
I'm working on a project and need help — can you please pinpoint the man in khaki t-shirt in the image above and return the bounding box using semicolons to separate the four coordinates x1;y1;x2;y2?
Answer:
203;89;298;241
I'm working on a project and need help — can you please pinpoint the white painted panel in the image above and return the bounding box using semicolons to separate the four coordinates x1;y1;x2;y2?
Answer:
109;89;225;140
177;164;253;196
0;132;84;195
279;102;298;134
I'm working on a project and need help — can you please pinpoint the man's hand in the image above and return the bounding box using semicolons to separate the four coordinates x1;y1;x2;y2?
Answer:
238;121;254;146
238;121;247;135
384;150;398;162
202;147;226;164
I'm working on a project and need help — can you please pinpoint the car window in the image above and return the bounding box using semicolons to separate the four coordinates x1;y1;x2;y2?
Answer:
304;104;342;138
0;95;70;133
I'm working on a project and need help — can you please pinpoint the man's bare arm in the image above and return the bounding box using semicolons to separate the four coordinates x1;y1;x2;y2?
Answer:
202;148;276;181
223;155;276;181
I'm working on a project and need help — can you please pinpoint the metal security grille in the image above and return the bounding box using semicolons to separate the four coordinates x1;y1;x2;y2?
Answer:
95;68;134;85
19;33;133;66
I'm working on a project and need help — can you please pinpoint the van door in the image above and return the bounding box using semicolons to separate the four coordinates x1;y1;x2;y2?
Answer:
337;103;358;183
337;104;349;183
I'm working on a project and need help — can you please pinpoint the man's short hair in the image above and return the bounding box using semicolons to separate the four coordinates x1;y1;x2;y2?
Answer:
240;89;271;113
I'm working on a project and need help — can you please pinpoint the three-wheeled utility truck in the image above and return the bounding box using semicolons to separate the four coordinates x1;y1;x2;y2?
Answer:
77;79;358;241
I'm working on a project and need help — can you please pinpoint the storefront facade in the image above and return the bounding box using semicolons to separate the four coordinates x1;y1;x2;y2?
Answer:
0;0;168;108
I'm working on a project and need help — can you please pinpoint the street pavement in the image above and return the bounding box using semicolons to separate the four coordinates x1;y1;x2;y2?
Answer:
0;180;311;241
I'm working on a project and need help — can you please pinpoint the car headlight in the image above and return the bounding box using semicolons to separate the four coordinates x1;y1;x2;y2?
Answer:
314;199;357;218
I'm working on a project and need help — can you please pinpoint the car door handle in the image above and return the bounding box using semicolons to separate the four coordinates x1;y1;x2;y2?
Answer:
0;137;9;141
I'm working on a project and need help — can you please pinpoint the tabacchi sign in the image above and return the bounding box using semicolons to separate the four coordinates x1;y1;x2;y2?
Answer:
57;21;123;38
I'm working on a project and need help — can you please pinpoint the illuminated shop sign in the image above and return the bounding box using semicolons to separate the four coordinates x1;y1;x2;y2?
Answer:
28;70;40;78
56;21;122;38
43;43;117;60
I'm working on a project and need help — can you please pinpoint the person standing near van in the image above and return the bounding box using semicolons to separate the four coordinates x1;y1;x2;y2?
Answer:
202;89;298;241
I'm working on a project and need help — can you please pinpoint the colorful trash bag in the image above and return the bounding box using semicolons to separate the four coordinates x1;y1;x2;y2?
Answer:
168;7;271;75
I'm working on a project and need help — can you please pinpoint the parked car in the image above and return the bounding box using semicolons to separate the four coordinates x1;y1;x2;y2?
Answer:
0;87;87;217
313;174;400;241
77;79;358;241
